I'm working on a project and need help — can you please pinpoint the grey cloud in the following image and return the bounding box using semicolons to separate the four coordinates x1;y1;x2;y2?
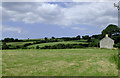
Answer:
2;2;118;28
2;0;119;2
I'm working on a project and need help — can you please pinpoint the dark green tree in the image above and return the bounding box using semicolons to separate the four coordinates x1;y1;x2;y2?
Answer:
14;39;18;42
111;34;120;44
36;46;39;49
2;42;9;49
44;37;48;41
82;35;89;40
76;35;81;40
3;38;14;42
51;36;55;39
87;37;92;42
101;24;120;37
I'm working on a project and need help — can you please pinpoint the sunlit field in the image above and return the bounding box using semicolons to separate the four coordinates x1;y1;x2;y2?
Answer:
2;48;118;76
27;41;88;49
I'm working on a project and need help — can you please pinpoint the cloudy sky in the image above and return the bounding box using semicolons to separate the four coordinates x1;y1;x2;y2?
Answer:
2;2;118;39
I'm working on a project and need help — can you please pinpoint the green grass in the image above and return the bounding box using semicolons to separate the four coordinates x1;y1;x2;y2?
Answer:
0;50;1;77
22;38;44;41
5;41;34;49
5;40;88;49
2;48;118;76
6;41;34;46
27;41;88;49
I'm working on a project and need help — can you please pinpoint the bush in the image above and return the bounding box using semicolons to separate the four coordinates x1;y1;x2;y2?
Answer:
24;43;32;47
33;39;58;45
114;43;120;48
56;44;65;49
16;46;20;49
72;45;84;48
112;34;120;44
2;38;23;42
36;46;39;49
2;42;9;49
40;43;87;49
88;42;99;47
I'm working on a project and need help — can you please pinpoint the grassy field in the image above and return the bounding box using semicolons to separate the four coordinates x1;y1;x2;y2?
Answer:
2;48;118;76
0;50;1;77
6;41;34;46
4;39;88;49
27;41;88;49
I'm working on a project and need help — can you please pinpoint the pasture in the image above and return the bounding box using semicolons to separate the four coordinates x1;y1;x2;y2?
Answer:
2;48;118;76
27;41;88;49
6;41;34;46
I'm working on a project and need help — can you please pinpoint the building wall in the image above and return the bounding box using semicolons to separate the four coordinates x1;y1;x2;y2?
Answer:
100;37;114;49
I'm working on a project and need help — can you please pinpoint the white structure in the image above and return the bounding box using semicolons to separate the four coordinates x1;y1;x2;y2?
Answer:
100;34;114;49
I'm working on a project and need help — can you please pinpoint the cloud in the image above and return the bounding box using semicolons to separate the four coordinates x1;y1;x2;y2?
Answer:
2;0;119;2
2;26;22;33
2;2;118;28
72;0;119;2
72;27;87;30
0;2;2;23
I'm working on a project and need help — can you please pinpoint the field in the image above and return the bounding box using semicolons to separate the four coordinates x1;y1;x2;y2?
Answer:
6;41;33;46
2;48;118;76
27;41;88;49
4;39;88;49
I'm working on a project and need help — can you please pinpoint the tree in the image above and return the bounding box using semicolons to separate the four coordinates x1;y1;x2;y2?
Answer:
76;35;81;40
44;37;48;41
3;38;14;42
51;36;55;39
101;24;120;37
82;35;90;40
16;46;20;49
2;42;9;49
14;39;19;42
111;34;120;44
36;46;39;49
87;37;92;42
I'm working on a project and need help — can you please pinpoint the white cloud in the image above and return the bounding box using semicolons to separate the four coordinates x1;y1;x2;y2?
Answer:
2;26;22;33
2;2;118;28
0;3;2;24
72;27;87;30
62;2;118;27
72;0;119;2
2;0;119;2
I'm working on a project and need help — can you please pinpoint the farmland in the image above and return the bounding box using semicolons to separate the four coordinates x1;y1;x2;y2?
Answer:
1;36;119;76
2;39;89;49
2;48;118;76
27;41;88;49
6;41;34;46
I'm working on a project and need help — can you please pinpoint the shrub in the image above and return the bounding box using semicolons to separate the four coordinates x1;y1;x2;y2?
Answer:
2;42;9;49
36;46;39;49
24;43;32;47
88;42;99;47
16;46;20;49
114;43;120;48
72;45;84;48
51;37;55;39
40;43;87;49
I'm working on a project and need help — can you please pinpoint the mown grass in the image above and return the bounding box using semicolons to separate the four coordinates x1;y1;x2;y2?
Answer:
2;48;118;76
27;41;88;49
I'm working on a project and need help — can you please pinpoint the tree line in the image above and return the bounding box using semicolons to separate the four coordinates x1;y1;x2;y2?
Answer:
1;24;120;49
